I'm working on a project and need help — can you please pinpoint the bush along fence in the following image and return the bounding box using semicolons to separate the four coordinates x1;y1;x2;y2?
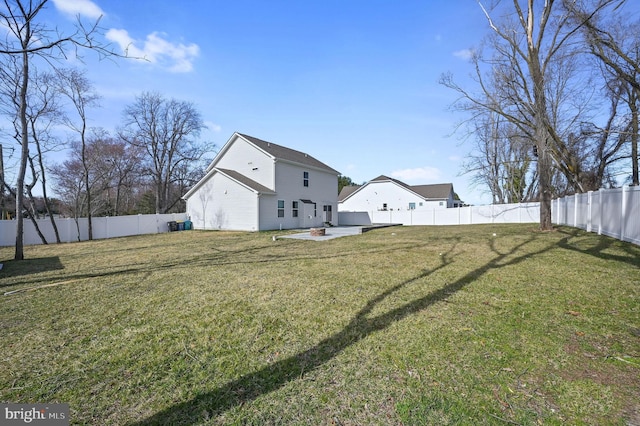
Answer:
552;185;640;246
0;213;189;247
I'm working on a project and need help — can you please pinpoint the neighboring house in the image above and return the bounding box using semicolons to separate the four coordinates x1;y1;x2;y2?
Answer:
338;175;463;212
183;132;340;231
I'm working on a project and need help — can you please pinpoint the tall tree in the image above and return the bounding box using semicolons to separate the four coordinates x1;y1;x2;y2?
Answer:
0;0;114;260
442;0;620;230
462;111;537;204
574;9;640;185
55;68;100;239
87;132;144;216
120;92;210;213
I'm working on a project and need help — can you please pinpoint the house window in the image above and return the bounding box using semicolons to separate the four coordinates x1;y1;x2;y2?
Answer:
278;200;285;217
314;203;317;217
303;171;309;187
409;202;416;210
292;201;299;218
439;201;444;206
419;202;423;207
382;203;388;211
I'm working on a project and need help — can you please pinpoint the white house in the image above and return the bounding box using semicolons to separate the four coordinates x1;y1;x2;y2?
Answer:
338;175;462;212
183;132;340;231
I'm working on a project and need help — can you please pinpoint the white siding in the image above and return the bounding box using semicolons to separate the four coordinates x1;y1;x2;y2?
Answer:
257;161;338;230
339;181;445;212
215;137;275;190
186;172;259;231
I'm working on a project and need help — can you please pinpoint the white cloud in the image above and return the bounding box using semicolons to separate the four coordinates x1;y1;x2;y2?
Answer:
205;121;222;133
52;0;104;19
453;49;474;61
391;167;442;183
106;29;199;73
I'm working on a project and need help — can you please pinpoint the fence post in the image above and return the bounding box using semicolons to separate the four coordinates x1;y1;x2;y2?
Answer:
597;188;603;235
621;185;627;241
586;191;592;232
518;202;522;224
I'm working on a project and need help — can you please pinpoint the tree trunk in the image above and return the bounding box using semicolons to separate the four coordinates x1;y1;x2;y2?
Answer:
631;89;639;186
82;127;93;240
526;0;553;231
14;49;29;260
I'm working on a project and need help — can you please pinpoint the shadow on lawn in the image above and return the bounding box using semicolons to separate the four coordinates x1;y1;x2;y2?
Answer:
0;256;64;285
556;227;640;268
2;238;438;290
132;234;555;425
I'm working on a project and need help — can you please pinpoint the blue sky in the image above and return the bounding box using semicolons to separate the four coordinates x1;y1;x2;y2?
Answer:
44;0;491;203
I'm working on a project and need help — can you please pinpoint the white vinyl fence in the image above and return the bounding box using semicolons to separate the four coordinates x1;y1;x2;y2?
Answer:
339;202;540;226
0;213;189;247
552;185;640;245
3;187;637;247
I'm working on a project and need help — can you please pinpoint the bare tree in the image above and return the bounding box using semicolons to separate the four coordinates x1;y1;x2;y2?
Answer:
88;132;144;215
442;0;620;230
0;0;115;260
50;152;85;240
120;92;211;213
574;9;640;185
26;70;63;242
461;107;537;204
55;68;100;239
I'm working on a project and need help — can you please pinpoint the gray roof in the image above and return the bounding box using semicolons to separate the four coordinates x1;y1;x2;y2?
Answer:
338;185;361;202
217;168;276;194
410;183;454;200
341;175;454;202
238;133;339;175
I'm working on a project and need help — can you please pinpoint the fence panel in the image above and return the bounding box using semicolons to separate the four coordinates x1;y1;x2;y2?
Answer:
553;186;639;246
0;213;189;247
339;202;540;227
600;188;623;239
575;193;589;229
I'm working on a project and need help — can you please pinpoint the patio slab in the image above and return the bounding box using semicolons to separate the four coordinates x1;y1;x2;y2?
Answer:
276;224;400;241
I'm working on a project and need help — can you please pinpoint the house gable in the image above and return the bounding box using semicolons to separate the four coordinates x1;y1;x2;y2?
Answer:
338;175;458;211
185;132;339;231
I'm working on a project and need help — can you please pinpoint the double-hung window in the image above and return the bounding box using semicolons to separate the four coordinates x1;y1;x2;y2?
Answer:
292;201;299;217
303;171;309;187
277;200;285;217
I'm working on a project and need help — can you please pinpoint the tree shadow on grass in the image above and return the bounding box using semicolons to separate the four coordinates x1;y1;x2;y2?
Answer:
2;239;438;290
0;257;64;285
556;227;640;268
131;234;555;425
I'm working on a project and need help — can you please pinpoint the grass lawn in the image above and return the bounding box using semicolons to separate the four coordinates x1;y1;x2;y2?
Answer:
0;224;638;425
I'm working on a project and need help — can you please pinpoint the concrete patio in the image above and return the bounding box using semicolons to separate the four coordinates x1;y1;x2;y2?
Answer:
276;224;400;241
